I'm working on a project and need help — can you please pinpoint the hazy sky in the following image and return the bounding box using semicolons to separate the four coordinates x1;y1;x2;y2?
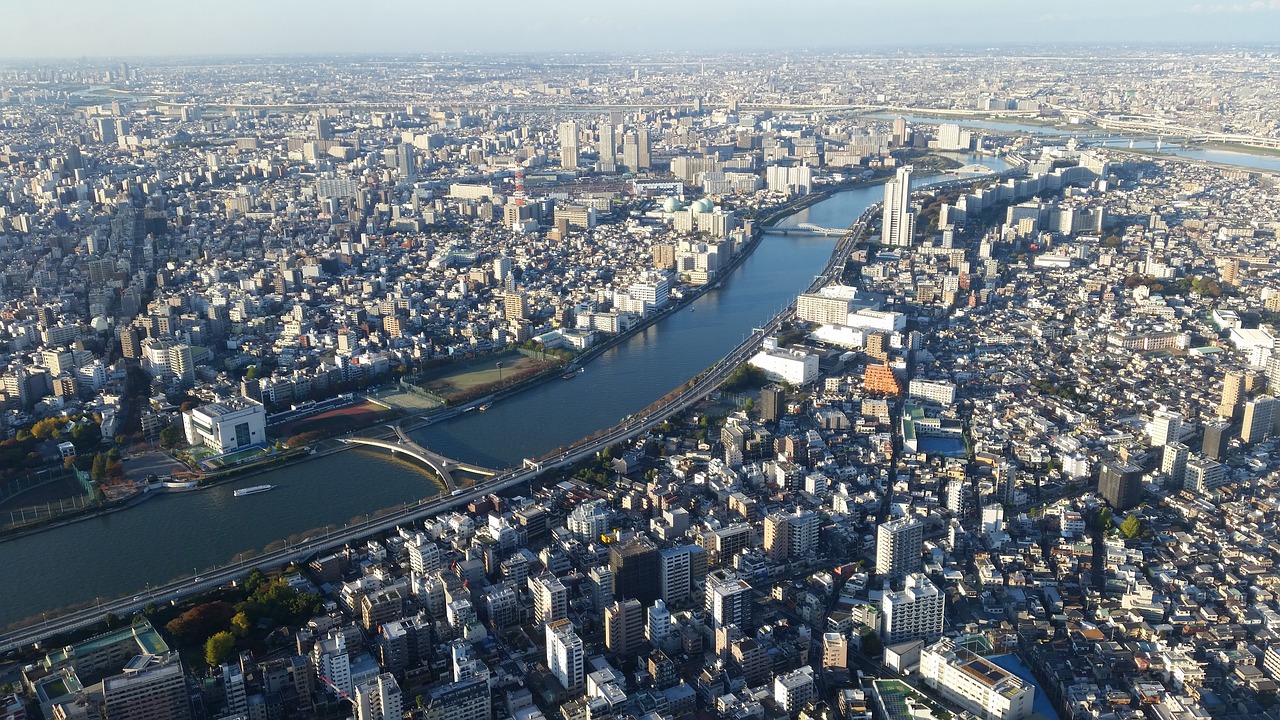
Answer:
4;0;1279;59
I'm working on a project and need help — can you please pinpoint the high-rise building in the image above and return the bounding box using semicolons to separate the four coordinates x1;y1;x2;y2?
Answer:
407;534;441;575
529;574;568;624
892;116;908;146
1219;370;1246;419
1185;456;1226;493
102;654;191;720
876;516;923;579
604;599;645;657
647;599;672;647
773;666;816;715
882;165;916;247
559;121;579;169
222;663;247;718
705;575;752;630
658;545;693;606
610;535;660;605
1242;396;1276;444
504;292;529;321
1148;409;1183;447
597;119;616;168
587;565;613;610
763;509;819;562
355;673;402;720
1202;420;1231;460
1099;460;1142;511
759;384;784;422
546;619;585;694
881;573;945;644
1161;442;1189;488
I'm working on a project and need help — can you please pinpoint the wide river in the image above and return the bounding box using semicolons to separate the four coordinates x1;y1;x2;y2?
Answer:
0;154;1006;629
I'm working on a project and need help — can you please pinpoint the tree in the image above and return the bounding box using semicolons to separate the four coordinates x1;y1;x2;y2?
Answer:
205;631;236;667
1119;514;1143;539
159;425;184;449
231;612;252;638
91;453;108;482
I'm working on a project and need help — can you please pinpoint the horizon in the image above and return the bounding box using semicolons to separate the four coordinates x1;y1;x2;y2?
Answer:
3;0;1279;60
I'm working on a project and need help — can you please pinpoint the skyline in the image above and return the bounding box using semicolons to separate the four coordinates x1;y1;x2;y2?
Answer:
3;0;1280;60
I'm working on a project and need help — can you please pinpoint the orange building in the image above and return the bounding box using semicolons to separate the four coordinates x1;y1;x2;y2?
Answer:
863;364;902;397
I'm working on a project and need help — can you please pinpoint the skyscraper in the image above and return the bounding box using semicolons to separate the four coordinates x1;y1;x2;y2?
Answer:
559;121;579;169
875;516;923;580
882;166;916;247
597;119;616;169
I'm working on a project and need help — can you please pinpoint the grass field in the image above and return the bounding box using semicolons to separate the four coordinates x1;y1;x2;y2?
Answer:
420;353;557;403
275;401;393;437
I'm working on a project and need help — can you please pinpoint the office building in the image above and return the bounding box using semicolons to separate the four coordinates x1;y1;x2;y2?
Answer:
546;619;585;694
610;535;660;605
604;599;645;657
920;638;1034;720
759;385;784;422
102;654;191;720
355;673;402;720
1099;459;1142;512
182;397;266;454
875;516;923;579
1202;420;1231;460
1242;396;1276;444
882;165;916;247
935;124;973;151
881;573;945;645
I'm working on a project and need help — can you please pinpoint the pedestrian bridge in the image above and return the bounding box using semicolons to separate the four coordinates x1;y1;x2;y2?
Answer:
342;426;498;491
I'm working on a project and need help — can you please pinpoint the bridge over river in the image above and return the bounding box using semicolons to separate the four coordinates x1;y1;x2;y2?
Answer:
343;426;498;491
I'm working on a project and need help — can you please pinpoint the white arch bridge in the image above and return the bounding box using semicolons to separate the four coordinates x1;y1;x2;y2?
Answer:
764;222;847;236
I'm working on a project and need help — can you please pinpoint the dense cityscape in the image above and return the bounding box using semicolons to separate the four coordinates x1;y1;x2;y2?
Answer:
1;32;1280;720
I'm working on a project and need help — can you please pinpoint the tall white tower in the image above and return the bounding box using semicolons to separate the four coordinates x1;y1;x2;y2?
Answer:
882;165;916;247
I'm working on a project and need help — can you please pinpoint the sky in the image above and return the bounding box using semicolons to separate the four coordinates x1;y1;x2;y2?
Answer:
3;0;1279;59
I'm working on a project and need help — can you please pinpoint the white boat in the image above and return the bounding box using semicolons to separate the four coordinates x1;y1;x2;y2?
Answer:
233;484;275;497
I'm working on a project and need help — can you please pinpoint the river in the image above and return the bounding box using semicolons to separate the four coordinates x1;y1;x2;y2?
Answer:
0;153;1007;629
871;113;1280;172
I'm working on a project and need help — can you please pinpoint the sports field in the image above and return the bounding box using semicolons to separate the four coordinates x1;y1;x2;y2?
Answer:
419;352;557;402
